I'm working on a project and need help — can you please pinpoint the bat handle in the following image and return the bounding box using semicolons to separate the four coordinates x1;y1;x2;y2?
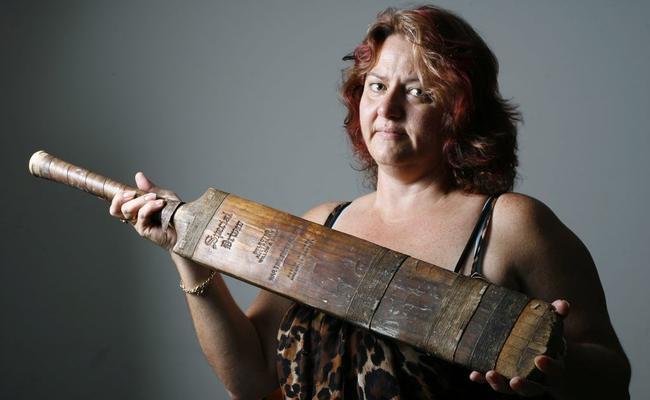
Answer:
29;150;184;231
29;150;145;202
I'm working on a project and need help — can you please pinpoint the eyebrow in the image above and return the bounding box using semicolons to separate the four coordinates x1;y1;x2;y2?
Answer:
367;72;421;84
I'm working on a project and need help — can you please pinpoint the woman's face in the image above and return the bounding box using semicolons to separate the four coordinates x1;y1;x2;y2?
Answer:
359;34;444;173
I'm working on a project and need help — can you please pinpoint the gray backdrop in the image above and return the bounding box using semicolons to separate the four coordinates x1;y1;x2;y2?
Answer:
2;0;648;398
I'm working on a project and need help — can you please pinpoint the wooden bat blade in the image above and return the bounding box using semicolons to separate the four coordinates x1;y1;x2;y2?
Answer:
172;188;564;381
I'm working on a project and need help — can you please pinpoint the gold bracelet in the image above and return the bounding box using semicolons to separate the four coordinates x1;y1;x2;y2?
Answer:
180;270;217;296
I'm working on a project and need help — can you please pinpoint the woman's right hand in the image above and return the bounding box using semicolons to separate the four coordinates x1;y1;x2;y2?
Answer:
109;172;180;251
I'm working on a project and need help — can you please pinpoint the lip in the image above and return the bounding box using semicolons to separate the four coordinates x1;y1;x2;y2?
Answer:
375;129;406;139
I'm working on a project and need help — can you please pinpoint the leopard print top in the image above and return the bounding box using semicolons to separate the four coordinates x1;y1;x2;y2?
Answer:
275;198;549;399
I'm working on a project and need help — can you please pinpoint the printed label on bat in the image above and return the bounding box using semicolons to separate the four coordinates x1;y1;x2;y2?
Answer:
193;206;319;288
253;228;277;263
204;212;233;249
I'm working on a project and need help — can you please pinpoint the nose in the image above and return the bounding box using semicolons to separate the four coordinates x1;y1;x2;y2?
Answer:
377;87;404;120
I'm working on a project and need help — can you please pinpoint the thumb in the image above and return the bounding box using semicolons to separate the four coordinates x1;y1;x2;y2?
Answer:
551;299;570;318
135;171;158;192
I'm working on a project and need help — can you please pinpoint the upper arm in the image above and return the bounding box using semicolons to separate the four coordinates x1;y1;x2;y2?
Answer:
492;193;623;350
244;201;345;380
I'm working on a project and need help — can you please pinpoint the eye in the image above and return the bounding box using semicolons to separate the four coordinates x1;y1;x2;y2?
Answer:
368;82;385;93
408;87;435;103
408;87;425;97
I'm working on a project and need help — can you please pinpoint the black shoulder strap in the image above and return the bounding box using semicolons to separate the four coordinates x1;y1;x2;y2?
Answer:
469;195;499;278
453;195;499;275
323;201;352;228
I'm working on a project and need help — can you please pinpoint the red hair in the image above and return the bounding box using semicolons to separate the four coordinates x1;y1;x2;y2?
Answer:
341;5;520;194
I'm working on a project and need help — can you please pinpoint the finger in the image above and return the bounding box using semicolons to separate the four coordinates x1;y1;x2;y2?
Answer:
509;376;545;397
135;172;180;201
485;371;514;394
135;172;158;192
135;199;166;233
551;299;570;317
469;371;487;383
121;192;157;220
535;355;565;377
110;190;137;218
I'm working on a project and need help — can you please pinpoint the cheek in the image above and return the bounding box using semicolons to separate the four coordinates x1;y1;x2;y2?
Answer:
359;96;374;138
415;109;443;142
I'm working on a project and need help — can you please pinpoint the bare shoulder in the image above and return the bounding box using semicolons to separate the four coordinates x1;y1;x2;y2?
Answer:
488;192;596;295
490;192;597;300
491;194;628;354
491;192;578;266
301;201;347;224
492;192;562;234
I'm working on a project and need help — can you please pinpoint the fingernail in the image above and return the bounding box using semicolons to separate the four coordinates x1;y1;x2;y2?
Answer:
155;199;164;206
123;191;135;198
145;193;156;199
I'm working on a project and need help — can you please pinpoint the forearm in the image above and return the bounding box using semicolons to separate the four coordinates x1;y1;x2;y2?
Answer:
562;341;630;400
172;253;276;398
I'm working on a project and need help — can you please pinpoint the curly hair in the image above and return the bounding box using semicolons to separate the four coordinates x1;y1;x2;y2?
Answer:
341;5;521;194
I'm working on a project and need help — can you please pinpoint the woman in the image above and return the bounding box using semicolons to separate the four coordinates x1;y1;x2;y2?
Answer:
110;5;630;399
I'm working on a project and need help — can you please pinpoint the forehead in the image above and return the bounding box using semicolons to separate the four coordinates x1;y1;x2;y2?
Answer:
370;34;418;77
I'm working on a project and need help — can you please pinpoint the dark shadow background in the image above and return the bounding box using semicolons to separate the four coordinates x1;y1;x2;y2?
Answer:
2;1;648;398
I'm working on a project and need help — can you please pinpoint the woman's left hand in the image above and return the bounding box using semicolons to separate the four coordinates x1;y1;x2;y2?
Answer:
469;299;570;398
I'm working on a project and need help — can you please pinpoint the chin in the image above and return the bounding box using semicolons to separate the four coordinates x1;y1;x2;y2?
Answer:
368;145;413;165
371;149;441;173
371;153;413;168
